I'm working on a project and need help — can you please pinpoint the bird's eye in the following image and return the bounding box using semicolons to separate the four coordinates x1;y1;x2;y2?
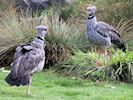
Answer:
42;29;46;31
88;9;91;11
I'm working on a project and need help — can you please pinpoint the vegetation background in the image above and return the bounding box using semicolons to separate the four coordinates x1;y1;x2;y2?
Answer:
0;0;133;99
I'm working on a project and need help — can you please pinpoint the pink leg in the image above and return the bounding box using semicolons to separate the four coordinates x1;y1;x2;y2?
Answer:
104;49;108;65
96;48;102;66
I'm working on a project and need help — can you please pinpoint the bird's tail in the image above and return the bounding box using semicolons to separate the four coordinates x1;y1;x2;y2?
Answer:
5;72;29;86
111;39;126;52
117;43;126;53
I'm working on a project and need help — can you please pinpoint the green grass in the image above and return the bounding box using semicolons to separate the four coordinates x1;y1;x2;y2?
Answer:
0;71;133;100
58;50;133;82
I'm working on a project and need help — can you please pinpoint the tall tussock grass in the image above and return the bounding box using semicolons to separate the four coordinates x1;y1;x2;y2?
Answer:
0;7;89;67
58;50;133;83
44;10;85;49
0;10;37;51
0;8;43;67
0;0;12;11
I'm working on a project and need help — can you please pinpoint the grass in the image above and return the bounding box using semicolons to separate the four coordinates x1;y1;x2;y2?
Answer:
0;70;133;100
0;7;89;67
0;0;133;66
43;9;89;50
58;50;133;82
0;6;88;52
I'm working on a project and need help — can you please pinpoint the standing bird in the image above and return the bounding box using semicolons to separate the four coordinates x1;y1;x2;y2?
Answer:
5;25;47;95
85;6;126;66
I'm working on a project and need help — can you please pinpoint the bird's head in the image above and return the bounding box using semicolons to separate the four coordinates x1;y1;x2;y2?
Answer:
86;6;96;18
36;25;47;38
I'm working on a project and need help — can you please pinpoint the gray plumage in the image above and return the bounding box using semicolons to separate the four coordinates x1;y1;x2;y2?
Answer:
5;25;47;95
85;6;126;52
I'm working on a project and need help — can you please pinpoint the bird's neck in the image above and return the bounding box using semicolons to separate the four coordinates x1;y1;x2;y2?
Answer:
86;16;97;31
32;36;45;48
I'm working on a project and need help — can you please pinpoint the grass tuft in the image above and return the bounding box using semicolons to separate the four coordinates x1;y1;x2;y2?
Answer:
58;50;133;82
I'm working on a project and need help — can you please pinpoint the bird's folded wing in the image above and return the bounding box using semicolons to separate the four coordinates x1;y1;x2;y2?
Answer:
22;45;34;51
14;44;34;61
95;21;121;40
22;49;44;72
12;47;44;77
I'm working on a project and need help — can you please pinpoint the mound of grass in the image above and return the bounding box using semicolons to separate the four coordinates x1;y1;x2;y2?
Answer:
58;50;133;83
0;7;90;67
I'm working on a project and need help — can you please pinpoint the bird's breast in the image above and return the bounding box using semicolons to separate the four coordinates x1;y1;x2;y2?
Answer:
31;57;45;74
86;31;111;48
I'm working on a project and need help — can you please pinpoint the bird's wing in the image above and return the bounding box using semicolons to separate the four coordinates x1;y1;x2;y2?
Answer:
13;43;34;61
95;21;121;40
20;48;44;72
12;44;44;78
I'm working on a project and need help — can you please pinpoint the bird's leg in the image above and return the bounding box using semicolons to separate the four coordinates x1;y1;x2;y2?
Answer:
27;76;32;96
104;48;108;65
96;48;102;66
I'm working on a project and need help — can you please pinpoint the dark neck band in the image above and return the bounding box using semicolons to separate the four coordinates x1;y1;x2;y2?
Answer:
37;37;44;41
88;16;94;19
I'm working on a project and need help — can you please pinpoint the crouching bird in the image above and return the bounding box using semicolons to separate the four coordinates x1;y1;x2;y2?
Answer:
5;25;47;95
85;6;126;66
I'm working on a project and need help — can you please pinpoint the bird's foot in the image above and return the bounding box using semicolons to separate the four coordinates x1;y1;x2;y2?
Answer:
96;60;102;66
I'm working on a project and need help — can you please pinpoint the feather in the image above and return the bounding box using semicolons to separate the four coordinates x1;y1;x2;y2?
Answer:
95;22;126;52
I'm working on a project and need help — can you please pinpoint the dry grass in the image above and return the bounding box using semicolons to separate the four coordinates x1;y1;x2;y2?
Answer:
0;6;88;67
0;9;40;49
